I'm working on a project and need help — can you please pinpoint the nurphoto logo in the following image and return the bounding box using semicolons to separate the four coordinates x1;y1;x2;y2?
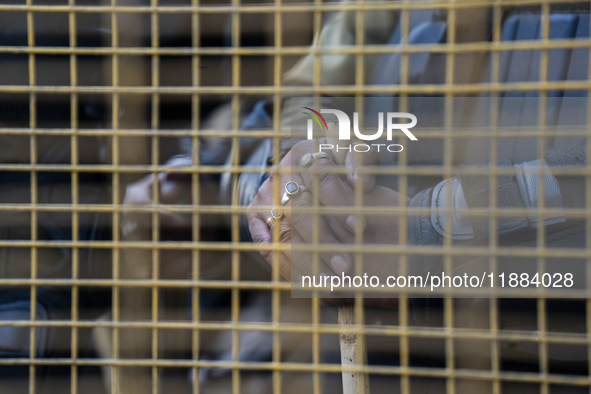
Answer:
302;107;418;153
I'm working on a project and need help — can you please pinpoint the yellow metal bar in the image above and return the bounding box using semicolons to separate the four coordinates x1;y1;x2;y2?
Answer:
230;2;241;393
1;125;591;138
5;79;591;94
0;357;590;386
272;1;283;394
26;0;37;392
191;0;201;392
537;5;550;394
443;1;456;393
2;38;591;56
151;0;160;390
489;3;502;394
0;0;585;14
398;1;411;393
110;0;121;390
69;0;80;392
0;318;589;345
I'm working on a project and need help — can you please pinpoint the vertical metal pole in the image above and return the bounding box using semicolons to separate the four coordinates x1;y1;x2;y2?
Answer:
339;305;370;394
327;118;370;393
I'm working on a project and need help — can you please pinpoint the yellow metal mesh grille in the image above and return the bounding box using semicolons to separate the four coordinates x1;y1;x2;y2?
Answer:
0;0;590;393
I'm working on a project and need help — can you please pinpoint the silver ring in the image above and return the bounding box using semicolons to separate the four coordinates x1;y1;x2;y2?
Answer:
266;207;283;228
299;152;331;168
280;181;308;206
271;207;282;219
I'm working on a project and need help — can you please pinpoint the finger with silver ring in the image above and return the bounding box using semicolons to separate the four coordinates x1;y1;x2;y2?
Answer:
280;181;309;206
266;207;283;228
299;152;331;168
271;207;282;219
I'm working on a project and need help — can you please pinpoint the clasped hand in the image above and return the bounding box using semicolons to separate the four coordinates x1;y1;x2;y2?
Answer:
247;140;408;306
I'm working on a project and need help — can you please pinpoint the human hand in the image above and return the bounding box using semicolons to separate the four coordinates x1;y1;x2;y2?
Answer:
122;155;194;233
277;173;407;309
247;139;380;280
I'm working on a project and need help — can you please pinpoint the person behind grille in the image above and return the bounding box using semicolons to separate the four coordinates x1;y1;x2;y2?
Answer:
119;1;591;393
244;2;591;393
